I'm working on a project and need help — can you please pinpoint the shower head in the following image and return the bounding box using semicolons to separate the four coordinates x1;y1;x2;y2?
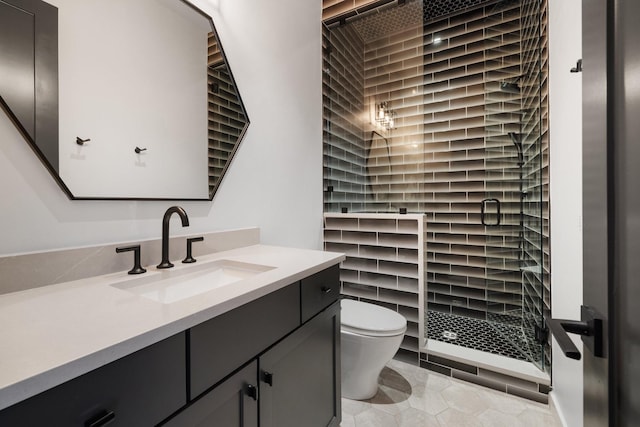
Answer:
500;81;520;94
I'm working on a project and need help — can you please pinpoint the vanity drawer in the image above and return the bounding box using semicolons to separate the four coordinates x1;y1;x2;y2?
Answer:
0;332;186;427
189;283;300;398
300;265;340;323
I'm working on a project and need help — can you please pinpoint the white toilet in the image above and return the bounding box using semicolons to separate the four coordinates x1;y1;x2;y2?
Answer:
340;299;407;400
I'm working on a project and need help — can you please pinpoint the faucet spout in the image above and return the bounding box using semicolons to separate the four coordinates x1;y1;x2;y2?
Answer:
157;206;190;269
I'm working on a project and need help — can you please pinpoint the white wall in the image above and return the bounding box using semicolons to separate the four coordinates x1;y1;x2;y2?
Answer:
548;0;583;425
56;0;209;199
0;0;323;256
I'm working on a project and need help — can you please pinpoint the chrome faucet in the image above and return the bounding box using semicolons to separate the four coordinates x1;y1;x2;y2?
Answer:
157;206;190;269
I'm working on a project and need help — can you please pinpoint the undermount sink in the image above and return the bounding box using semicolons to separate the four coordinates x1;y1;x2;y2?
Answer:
111;259;275;304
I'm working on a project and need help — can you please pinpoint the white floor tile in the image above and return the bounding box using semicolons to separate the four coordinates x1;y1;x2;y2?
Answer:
341;359;562;427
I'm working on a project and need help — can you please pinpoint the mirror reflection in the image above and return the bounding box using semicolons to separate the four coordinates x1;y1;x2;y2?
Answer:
0;0;249;200
206;31;249;195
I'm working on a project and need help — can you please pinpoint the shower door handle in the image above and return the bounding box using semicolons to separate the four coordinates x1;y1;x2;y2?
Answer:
546;305;604;360
480;198;501;226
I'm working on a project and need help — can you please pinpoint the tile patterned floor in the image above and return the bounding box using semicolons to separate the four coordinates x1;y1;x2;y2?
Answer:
427;311;542;363
340;359;562;427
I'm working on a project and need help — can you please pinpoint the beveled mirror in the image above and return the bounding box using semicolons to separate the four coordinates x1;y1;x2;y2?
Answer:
0;0;248;200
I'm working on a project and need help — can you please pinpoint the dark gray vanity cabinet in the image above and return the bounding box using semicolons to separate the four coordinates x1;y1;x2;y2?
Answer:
188;283;301;399
0;265;341;427
0;332;186;426
164;301;340;427
163;361;259;427
260;301;341;427
165;265;341;427
300;265;340;323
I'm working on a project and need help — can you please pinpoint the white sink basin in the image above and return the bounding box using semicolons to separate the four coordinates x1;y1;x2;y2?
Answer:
111;259;275;303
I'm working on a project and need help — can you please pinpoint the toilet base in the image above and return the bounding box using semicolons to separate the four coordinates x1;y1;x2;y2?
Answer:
342;374;380;400
340;330;404;401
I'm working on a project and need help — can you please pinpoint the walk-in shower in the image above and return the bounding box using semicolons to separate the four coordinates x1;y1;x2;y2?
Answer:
322;0;549;374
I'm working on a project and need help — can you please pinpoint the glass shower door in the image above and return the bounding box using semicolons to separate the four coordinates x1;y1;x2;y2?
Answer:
482;0;545;370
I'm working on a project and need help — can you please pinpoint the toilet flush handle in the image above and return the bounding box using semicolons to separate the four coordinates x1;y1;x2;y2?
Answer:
321;286;332;294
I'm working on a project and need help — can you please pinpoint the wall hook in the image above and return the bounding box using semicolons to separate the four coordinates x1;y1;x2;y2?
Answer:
76;137;91;146
134;147;147;154
570;59;583;73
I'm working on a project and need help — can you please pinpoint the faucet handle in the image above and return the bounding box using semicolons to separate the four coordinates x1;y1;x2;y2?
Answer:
116;245;147;275
183;237;204;264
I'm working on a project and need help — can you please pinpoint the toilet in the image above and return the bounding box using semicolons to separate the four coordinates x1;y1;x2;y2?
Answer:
340;299;407;400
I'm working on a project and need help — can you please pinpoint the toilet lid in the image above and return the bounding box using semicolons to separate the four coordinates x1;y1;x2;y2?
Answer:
341;299;407;337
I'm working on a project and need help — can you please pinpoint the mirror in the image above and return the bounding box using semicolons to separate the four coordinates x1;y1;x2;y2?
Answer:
0;0;248;200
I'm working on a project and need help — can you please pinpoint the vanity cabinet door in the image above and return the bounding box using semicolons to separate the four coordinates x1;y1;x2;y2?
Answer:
162;361;258;427
259;301;341;427
300;265;340;323
0;332;186;427
189;283;300;398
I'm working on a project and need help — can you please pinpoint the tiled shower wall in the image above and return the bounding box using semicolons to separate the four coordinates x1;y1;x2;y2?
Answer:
323;213;427;364
323;24;368;212
323;0;550;368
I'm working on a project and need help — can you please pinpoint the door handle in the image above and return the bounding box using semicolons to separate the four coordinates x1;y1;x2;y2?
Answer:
262;370;273;386
546;305;604;360
245;384;258;401
481;198;501;226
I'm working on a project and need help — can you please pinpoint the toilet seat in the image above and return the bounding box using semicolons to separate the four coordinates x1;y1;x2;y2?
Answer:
341;299;407;337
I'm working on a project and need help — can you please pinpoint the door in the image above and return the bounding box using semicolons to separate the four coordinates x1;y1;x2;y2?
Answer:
0;0;58;169
582;0;640;425
482;0;546;369
163;361;258;427
260;302;340;427
581;0;609;425
609;0;640;421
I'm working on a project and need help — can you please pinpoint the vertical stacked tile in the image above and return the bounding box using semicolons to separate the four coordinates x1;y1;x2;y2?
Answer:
323;213;427;364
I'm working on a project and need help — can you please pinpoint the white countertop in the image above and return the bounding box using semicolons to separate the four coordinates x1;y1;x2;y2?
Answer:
0;244;345;411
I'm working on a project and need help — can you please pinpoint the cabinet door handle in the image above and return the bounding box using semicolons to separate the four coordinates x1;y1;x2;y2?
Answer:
85;410;115;427
262;370;274;386
321;286;332;294
246;383;258;401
